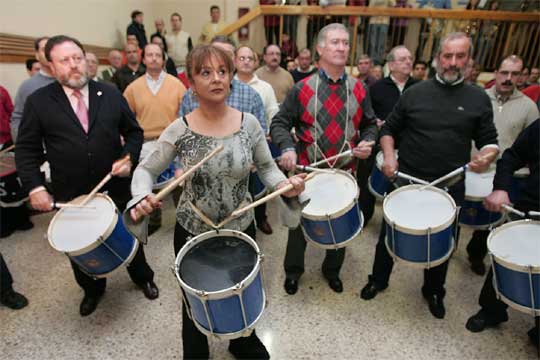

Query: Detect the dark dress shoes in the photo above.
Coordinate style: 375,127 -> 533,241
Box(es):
360,281 -> 386,300
228,331 -> 270,359
469,257 -> 486,276
424,293 -> 445,319
1,290 -> 29,310
80,294 -> 102,316
284,278 -> 298,295
140,280 -> 159,300
465,310 -> 508,332
327,278 -> 343,293
257,220 -> 273,235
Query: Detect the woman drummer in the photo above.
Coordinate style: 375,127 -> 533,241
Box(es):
125,45 -> 306,359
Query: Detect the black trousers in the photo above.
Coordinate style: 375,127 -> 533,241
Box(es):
174,222 -> 263,359
264,25 -> 279,46
0,253 -> 14,296
466,229 -> 489,261
68,193 -> 154,297
368,180 -> 464,298
356,153 -> 376,226
284,225 -> 345,281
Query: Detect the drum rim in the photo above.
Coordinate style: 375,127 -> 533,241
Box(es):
458,202 -> 505,229
487,219 -> 540,272
301,169 -> 359,219
513,167 -> 530,178
493,287 -> 540,316
47,193 -> 119,255
174,229 -> 263,300
382,184 -> 457,235
367,175 -> 387,201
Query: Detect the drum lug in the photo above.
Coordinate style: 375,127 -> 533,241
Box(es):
234,283 -> 244,292
258,252 -> 265,263
197,290 -> 207,298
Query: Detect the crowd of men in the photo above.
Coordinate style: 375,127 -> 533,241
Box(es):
0,4 -> 539,358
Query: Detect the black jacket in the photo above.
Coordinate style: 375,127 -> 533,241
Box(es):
127,21 -> 147,49
111,64 -> 146,93
370,76 -> 418,121
15,80 -> 143,203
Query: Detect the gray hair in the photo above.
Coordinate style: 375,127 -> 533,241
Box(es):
386,45 -> 409,62
436,32 -> 473,57
316,23 -> 349,48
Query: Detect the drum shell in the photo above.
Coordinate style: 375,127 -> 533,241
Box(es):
488,220 -> 540,315
175,230 -> 265,338
47,194 -> 138,277
301,202 -> 363,248
153,163 -> 176,190
459,199 -> 504,229
383,185 -> 457,268
368,167 -> 391,201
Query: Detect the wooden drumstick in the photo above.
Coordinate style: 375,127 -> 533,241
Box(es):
81,155 -> 131,206
295,165 -> 336,174
52,202 -> 96,209
309,150 -> 352,167
131,145 -> 224,222
216,172 -> 316,228
393,171 -> 429,185
0,144 -> 15,155
502,204 -> 526,218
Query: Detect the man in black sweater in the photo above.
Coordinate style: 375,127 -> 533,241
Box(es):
359,32 -> 499,319
358,45 -> 418,225
127,10 -> 147,50
465,119 -> 539,350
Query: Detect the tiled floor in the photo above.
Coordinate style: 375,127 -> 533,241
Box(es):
1,197 -> 537,359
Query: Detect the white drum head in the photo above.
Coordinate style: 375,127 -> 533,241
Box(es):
375,150 -> 398,170
489,221 -> 540,267
465,169 -> 495,198
302,171 -> 358,216
48,194 -> 116,252
384,186 -> 455,231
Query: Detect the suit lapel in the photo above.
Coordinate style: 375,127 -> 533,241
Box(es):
49,82 -> 85,132
88,81 -> 102,133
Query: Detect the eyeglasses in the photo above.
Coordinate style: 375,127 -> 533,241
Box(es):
238,56 -> 255,62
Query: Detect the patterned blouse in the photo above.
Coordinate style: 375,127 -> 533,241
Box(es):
130,112 -> 286,235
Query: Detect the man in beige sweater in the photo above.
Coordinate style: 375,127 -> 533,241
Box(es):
124,43 -> 186,233
255,44 -> 295,103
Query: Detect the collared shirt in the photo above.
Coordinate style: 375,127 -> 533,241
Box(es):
179,78 -> 267,132
318,68 -> 347,84
62,84 -> 89,113
145,71 -> 166,95
235,74 -> 279,131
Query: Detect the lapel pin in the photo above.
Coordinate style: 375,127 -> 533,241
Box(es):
97,91 -> 102,96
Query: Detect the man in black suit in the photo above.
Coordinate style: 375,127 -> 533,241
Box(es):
15,35 -> 159,317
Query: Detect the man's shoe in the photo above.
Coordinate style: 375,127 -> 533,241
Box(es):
424,293 -> 445,319
360,281 -> 385,300
1,290 -> 28,310
284,278 -> 298,295
465,310 -> 508,332
327,278 -> 343,293
80,294 -> 102,316
228,332 -> 270,359
257,220 -> 273,235
469,257 -> 486,276
140,281 -> 159,300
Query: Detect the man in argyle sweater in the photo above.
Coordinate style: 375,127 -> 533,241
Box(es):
270,23 -> 378,295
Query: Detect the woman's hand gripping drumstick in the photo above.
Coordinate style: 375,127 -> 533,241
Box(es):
216,172 -> 312,228
81,155 -> 131,206
130,145 -> 224,222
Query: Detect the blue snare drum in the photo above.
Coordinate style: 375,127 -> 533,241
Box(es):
175,230 -> 265,339
47,194 -> 139,277
384,185 -> 457,268
459,169 -> 504,229
368,150 -> 398,201
141,140 -> 178,190
300,170 -> 363,249
509,167 -> 530,204
488,220 -> 540,316
249,170 -> 267,200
